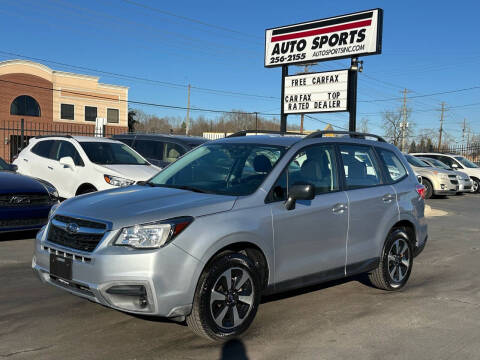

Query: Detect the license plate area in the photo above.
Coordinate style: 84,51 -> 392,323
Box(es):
50,254 -> 72,281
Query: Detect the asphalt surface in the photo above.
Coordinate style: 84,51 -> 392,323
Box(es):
1,194 -> 480,360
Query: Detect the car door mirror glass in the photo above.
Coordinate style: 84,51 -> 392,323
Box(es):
285,183 -> 315,210
59,156 -> 75,168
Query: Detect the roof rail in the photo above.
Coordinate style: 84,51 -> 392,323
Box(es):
305,130 -> 386,142
33,134 -> 73,139
227,130 -> 305,138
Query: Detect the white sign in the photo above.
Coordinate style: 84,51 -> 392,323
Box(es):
284,70 -> 348,114
95,117 -> 106,137
265,9 -> 382,67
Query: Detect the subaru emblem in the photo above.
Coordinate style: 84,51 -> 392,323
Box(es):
66,223 -> 80,234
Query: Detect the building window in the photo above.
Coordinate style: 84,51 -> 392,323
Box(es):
85,106 -> 97,122
10,95 -> 41,117
107,108 -> 119,123
61,104 -> 74,120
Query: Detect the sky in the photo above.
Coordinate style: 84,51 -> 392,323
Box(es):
1,0 -> 479,142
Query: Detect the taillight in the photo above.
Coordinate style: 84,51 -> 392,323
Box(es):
416,184 -> 426,199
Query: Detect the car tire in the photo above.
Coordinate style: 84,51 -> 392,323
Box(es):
471,178 -> 480,193
186,253 -> 261,341
421,178 -> 433,199
368,228 -> 413,291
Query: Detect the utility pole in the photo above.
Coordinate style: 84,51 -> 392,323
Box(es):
186,84 -> 191,135
298,64 -> 313,134
400,88 -> 408,152
438,102 -> 446,151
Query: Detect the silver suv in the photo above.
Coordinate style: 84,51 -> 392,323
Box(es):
32,131 -> 428,341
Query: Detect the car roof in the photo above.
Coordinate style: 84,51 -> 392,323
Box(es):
113,133 -> 207,143
212,135 -> 303,147
411,152 -> 458,157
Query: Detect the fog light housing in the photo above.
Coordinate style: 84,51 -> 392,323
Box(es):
104,284 -> 153,312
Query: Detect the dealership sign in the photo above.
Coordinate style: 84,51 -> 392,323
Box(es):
265,9 -> 382,67
284,70 -> 348,114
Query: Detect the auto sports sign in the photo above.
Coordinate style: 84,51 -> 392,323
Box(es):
284,70 -> 348,114
265,9 -> 382,67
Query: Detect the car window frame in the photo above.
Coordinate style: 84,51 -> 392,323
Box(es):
31,140 -> 55,159
337,143 -> 387,190
265,142 -> 342,204
56,140 -> 85,167
375,147 -> 408,184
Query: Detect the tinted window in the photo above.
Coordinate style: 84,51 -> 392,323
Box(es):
115,138 -> 134,147
270,144 -> 338,202
148,143 -> 285,196
56,141 -> 84,166
164,143 -> 185,163
378,149 -> 407,183
10,95 -> 41,117
134,139 -> 164,160
85,106 -> 97,122
31,140 -> 55,158
434,156 -> 458,168
340,145 -> 381,189
405,154 -> 429,167
61,104 -> 74,120
455,156 -> 478,168
80,142 -> 148,165
107,108 -> 119,123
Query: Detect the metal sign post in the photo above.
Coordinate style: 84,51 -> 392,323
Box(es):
348,57 -> 359,131
280,65 -> 288,132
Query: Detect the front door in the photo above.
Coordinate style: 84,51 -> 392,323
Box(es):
269,144 -> 348,285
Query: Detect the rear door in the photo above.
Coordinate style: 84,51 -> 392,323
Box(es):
339,144 -> 399,271
269,144 -> 348,285
51,140 -> 85,197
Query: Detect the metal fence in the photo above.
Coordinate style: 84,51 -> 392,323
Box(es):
439,143 -> 480,164
1,118 -> 126,162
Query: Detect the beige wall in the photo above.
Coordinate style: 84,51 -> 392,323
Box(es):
0,60 -> 128,127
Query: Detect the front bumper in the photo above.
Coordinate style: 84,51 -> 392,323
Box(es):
433,188 -> 457,196
458,179 -> 473,192
32,226 -> 201,318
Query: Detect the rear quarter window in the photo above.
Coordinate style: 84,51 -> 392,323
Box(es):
377,148 -> 408,183
31,140 -> 55,159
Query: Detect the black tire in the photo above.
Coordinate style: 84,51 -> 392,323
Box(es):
472,178 -> 480,193
368,229 -> 413,291
186,253 -> 261,341
76,186 -> 97,195
421,178 -> 433,199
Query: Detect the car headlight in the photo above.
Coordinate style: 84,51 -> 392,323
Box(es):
439,173 -> 449,180
48,203 -> 60,219
114,217 -> 193,249
104,174 -> 135,187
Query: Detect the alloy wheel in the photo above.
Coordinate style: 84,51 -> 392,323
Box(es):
387,238 -> 411,287
209,267 -> 254,329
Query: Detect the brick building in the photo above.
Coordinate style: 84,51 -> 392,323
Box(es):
0,60 -> 128,161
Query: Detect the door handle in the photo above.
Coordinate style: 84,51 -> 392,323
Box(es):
332,203 -> 347,214
23,158 -> 28,162
47,166 -> 53,170
382,194 -> 395,203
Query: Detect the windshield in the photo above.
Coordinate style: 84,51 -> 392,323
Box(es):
421,158 -> 450,170
80,142 -> 148,165
147,143 -> 286,196
406,155 -> 429,168
455,156 -> 479,168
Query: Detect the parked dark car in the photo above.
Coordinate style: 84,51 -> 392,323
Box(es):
112,134 -> 207,168
0,157 -> 58,233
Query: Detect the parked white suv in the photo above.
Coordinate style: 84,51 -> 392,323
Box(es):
14,136 -> 160,198
411,153 -> 480,193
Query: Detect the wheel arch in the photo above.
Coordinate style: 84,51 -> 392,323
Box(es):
75,183 -> 97,195
389,220 -> 416,247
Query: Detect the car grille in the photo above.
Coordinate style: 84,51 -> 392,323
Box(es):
0,217 -> 47,229
47,215 -> 107,252
448,175 -> 458,185
0,193 -> 51,207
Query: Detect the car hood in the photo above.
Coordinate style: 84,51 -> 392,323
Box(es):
57,185 -> 237,229
411,166 -> 453,176
94,164 -> 160,181
0,171 -> 47,194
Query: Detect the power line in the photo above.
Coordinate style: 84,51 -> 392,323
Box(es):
0,51 -> 277,100
359,86 -> 480,103
0,78 -> 280,116
119,0 -> 262,40
305,115 -> 349,131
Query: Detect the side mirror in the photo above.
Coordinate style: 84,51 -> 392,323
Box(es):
59,156 -> 75,169
451,163 -> 458,169
285,183 -> 315,210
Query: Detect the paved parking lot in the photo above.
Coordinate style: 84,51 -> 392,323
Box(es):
1,194 -> 480,360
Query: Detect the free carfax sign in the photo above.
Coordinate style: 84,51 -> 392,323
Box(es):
265,9 -> 383,67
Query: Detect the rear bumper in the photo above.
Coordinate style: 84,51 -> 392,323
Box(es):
414,234 -> 428,257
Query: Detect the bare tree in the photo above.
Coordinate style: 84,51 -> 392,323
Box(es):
381,108 -> 414,148
360,117 -> 369,133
